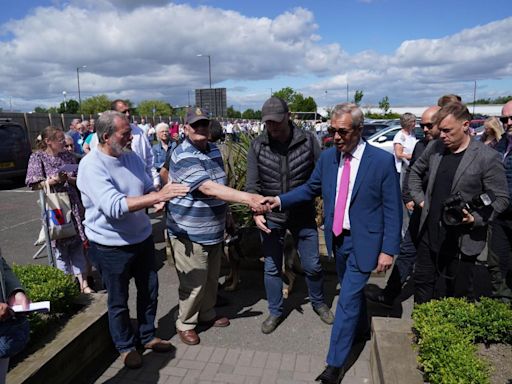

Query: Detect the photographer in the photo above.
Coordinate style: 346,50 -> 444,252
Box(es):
409,102 -> 509,304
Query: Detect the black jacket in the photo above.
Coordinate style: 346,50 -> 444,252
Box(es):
246,123 -> 321,225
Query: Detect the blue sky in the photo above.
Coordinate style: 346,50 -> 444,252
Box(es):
0,0 -> 511,112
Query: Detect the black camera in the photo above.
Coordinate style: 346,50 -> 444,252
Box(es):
442,191 -> 495,226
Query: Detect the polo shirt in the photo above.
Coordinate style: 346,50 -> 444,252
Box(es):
166,138 -> 227,245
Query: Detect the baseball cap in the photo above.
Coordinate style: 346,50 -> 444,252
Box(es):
261,97 -> 289,122
186,107 -> 210,125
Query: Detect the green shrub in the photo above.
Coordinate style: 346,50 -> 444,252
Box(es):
412,297 -> 512,384
13,264 -> 80,313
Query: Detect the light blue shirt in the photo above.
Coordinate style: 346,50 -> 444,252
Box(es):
77,147 -> 154,246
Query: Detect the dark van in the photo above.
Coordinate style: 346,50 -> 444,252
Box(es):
0,119 -> 32,181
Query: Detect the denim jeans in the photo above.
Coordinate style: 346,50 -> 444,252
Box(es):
0,317 -> 29,358
89,236 -> 158,352
260,220 -> 324,317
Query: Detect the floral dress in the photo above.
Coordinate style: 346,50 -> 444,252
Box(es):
25,150 -> 87,246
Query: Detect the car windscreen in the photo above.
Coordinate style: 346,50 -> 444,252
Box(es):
0,125 -> 28,149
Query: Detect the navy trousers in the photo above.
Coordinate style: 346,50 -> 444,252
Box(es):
89,236 -> 158,353
326,234 -> 370,367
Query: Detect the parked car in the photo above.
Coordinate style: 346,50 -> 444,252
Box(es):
320,122 -> 394,148
362,123 -> 392,139
367,125 -> 424,155
0,119 -> 32,182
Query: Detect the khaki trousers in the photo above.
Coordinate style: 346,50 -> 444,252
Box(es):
170,237 -> 222,331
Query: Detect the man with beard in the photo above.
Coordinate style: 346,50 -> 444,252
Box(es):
77,111 -> 190,369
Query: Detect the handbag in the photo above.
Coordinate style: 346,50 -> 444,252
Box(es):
35,180 -> 77,245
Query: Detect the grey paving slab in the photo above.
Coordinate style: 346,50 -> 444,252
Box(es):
84,211 -> 395,384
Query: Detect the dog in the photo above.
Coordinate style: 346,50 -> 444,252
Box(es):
223,227 -> 302,298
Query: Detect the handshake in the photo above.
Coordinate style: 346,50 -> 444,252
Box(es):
245,194 -> 281,215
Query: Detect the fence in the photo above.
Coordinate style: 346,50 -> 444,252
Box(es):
0,112 -> 181,147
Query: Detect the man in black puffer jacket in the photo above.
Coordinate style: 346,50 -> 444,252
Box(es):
246,96 -> 334,334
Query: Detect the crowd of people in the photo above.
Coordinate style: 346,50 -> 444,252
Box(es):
2,93 -> 509,383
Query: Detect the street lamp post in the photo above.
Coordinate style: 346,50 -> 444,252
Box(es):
197,54 -> 214,116
62,91 -> 67,112
76,65 -> 87,114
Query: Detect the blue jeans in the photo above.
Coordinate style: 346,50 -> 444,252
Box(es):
260,221 -> 324,317
89,236 -> 158,353
0,318 -> 29,358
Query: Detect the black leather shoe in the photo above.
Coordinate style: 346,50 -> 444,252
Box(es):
316,365 -> 344,383
365,286 -> 394,307
261,315 -> 283,334
313,304 -> 335,325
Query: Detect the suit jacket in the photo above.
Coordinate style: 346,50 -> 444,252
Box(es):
409,138 -> 509,256
279,143 -> 402,273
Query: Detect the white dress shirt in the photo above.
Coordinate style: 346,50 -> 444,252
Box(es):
334,139 -> 366,230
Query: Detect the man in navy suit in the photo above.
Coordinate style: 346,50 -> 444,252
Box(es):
263,103 -> 402,383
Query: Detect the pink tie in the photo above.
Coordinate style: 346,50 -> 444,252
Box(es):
333,153 -> 351,237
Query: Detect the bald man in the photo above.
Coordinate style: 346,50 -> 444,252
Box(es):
487,100 -> 512,302
366,105 -> 440,307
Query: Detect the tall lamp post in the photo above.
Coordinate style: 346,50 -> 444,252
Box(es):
62,91 -> 67,112
76,65 -> 87,114
197,54 -> 214,116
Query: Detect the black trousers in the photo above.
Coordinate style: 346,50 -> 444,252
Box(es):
413,234 -> 477,304
488,217 -> 512,301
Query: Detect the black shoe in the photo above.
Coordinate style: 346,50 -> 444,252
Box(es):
365,286 -> 394,307
316,365 -> 344,383
313,304 -> 334,325
261,315 -> 283,334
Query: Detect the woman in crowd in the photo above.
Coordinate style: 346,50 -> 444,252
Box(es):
25,127 -> 94,293
480,116 -> 503,148
152,123 -> 176,172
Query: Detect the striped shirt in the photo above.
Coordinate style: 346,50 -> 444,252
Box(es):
166,138 -> 227,245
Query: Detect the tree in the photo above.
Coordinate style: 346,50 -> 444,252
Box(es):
294,95 -> 317,112
34,106 -> 48,113
378,96 -> 390,114
242,109 -> 257,119
272,87 -> 295,105
354,90 -> 364,105
227,105 -> 241,118
272,87 -> 318,112
80,95 -> 110,115
137,99 -> 173,116
56,98 -> 79,114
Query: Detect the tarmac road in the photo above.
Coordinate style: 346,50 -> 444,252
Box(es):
0,179 -> 48,266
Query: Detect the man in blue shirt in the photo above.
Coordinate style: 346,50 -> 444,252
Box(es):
77,111 -> 189,369
166,107 -> 267,346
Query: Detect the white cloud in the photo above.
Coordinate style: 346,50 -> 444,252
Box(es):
0,1 -> 511,112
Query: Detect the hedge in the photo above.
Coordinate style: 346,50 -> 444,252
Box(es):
412,297 -> 512,384
12,264 -> 80,340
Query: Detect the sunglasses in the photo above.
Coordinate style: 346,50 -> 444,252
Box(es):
327,127 -> 352,136
419,123 -> 434,129
64,144 -> 74,148
499,115 -> 512,124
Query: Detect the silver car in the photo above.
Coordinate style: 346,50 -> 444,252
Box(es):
366,125 -> 424,155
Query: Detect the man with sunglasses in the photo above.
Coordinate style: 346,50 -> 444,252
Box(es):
246,96 -> 333,335
409,101 -> 509,304
262,103 -> 402,383
487,100 -> 512,302
366,105 -> 440,307
166,107 -> 268,346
